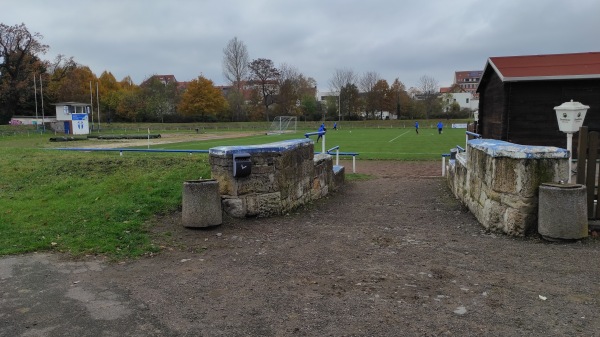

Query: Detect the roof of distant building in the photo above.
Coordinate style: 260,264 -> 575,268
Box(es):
141,74 -> 178,86
51,102 -> 90,106
455,70 -> 483,82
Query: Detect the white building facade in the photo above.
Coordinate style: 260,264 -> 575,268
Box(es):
52,102 -> 91,135
442,92 -> 479,112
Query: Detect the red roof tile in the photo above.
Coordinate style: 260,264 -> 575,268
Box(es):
488,52 -> 600,81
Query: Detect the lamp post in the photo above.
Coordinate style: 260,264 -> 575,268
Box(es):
337,92 -> 341,122
554,100 -> 589,183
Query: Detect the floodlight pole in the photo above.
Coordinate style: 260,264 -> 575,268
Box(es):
40,75 -> 45,132
96,82 -> 101,132
337,92 -> 341,122
33,75 -> 39,131
89,81 -> 94,130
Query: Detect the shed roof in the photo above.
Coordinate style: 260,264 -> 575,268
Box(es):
51,102 -> 90,106
485,52 -> 600,82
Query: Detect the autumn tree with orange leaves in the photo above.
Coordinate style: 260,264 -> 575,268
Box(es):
178,76 -> 228,121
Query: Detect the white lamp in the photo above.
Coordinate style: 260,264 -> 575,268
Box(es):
554,100 -> 590,183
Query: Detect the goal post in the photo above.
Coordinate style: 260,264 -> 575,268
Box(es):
267,116 -> 297,135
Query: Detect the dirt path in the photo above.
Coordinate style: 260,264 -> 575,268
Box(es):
1,161 -> 599,337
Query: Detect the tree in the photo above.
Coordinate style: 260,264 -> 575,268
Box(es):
372,79 -> 390,119
340,83 -> 361,120
178,75 -> 228,121
389,78 -> 409,119
0,23 -> 48,122
418,75 -> 439,119
248,58 -> 279,121
245,87 -> 265,121
139,75 -> 179,122
297,76 -> 318,120
299,94 -> 319,121
106,76 -> 140,122
275,63 -> 300,116
115,87 -> 143,122
329,68 -> 356,93
329,68 -> 357,121
98,71 -> 121,123
47,65 -> 96,103
324,96 -> 338,120
359,71 -> 381,119
47,54 -> 77,83
222,37 -> 249,91
275,63 -> 316,118
222,37 -> 249,121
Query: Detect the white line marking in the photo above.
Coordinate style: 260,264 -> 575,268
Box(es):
389,131 -> 410,143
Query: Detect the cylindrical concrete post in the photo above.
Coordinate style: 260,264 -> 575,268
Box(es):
182,179 -> 222,228
538,183 -> 587,240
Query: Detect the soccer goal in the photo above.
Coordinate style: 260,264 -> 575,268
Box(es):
267,116 -> 297,135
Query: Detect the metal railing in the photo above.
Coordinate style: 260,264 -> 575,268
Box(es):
441,131 -> 481,177
304,131 -> 326,153
55,148 -> 209,156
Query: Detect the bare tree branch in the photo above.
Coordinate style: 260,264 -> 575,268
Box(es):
222,37 -> 249,91
418,75 -> 440,119
359,71 -> 380,93
329,68 -> 356,93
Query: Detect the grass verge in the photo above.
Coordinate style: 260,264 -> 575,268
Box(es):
0,147 -> 210,258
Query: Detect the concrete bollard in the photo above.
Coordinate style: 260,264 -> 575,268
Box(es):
182,179 -> 222,228
538,183 -> 587,240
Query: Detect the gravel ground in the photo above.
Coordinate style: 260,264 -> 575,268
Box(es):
2,161 -> 600,337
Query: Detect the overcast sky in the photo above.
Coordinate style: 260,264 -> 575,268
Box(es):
3,0 -> 599,90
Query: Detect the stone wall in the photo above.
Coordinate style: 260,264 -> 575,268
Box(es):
447,139 -> 569,236
209,139 -> 342,218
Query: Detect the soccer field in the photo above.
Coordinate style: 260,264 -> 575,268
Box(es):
153,125 -> 467,160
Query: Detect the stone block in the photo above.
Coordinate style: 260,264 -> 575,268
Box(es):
182,180 -> 222,228
221,196 -> 245,218
538,184 -> 588,240
492,158 -> 518,194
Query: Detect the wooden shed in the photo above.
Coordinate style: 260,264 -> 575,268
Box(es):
476,52 -> 600,155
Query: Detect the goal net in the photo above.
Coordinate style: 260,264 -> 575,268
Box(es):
267,116 -> 297,135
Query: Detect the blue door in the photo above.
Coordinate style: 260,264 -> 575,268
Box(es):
64,121 -> 70,135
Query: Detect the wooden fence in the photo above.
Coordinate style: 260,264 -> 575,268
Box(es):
576,126 -> 599,219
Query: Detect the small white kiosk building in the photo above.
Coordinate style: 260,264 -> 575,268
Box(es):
52,102 -> 91,135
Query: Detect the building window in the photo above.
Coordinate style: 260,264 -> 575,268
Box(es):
466,98 -> 470,103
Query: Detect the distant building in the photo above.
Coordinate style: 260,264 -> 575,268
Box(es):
141,74 -> 177,86
142,74 -> 191,91
51,102 -> 92,135
454,70 -> 483,96
439,84 -> 478,113
9,116 -> 57,126
8,103 -> 88,132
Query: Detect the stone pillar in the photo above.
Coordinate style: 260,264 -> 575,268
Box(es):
182,179 -> 222,228
538,183 -> 588,240
447,139 -> 570,236
209,139 -> 338,218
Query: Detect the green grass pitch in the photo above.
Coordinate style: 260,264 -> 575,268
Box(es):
148,126 -> 467,160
